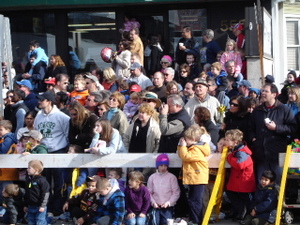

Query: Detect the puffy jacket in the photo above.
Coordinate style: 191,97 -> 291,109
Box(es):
177,142 -> 210,185
226,143 -> 256,193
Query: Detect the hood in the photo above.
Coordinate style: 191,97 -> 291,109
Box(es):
2,132 -> 17,144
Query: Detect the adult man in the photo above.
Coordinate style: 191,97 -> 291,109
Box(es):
182,81 -> 195,104
34,91 -> 70,215
84,73 -> 104,94
238,80 -> 251,98
164,67 -> 183,91
130,27 -> 144,66
184,78 -> 220,124
127,62 -> 152,90
175,26 -> 200,66
48,73 -> 70,95
207,77 -> 230,108
146,71 -> 167,102
200,29 -> 222,65
10,89 -> 29,134
249,84 -> 296,183
225,60 -> 244,84
16,79 -> 38,111
158,94 -> 191,153
85,92 -> 103,116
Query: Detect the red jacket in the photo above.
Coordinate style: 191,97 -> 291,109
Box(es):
226,143 -> 256,193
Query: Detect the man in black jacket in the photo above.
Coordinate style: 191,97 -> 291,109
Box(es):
249,83 -> 297,184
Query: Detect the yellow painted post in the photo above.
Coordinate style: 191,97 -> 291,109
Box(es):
275,145 -> 292,225
202,147 -> 229,225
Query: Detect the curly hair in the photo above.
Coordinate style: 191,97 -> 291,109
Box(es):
50,55 -> 65,67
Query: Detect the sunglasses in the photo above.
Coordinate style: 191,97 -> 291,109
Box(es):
161,61 -> 169,64
181,70 -> 187,73
230,102 -> 239,107
164,73 -> 171,76
70,113 -> 77,116
143,99 -> 154,103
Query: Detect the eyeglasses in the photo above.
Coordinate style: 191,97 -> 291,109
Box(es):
109,97 -> 118,102
181,70 -> 187,73
164,73 -> 171,76
161,62 -> 169,65
230,102 -> 239,107
7,95 -> 13,98
143,99 -> 154,103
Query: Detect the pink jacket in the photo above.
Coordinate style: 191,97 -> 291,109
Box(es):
147,171 -> 180,206
220,51 -> 243,74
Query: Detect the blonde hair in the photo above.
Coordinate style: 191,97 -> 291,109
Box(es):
225,129 -> 243,143
226,39 -> 238,52
74,74 -> 86,86
130,92 -> 139,100
128,171 -> 144,186
103,67 -> 117,83
28,160 -> 44,174
211,62 -> 222,71
288,86 -> 300,106
69,101 -> 90,130
138,103 -> 155,117
184,124 -> 207,141
96,177 -> 111,190
110,91 -> 125,109
3,184 -> 19,197
166,80 -> 179,95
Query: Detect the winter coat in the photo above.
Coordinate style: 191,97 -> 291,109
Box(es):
177,142 -> 210,185
112,50 -> 131,79
226,143 -> 256,193
103,109 -> 129,138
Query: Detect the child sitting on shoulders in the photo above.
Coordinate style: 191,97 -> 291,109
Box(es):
63,176 -> 99,225
125,171 -> 151,225
207,62 -> 228,92
147,153 -> 180,225
177,124 -> 211,225
22,130 -> 48,155
224,129 -> 256,222
123,92 -> 140,122
108,168 -> 125,193
94,177 -> 125,225
1,184 -> 25,225
243,170 -> 278,225
70,74 -> 90,106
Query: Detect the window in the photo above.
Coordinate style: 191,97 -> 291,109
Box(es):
286,20 -> 300,71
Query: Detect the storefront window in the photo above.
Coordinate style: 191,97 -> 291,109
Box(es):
68,11 -> 117,71
168,9 -> 207,60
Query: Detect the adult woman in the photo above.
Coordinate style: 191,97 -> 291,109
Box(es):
111,39 -> 131,79
17,111 -> 37,140
102,91 -> 128,137
68,101 -> 99,149
160,55 -> 172,74
145,34 -> 164,76
124,103 -> 161,153
89,119 -> 126,155
166,80 -> 181,96
193,106 -> 219,146
46,54 -> 67,79
286,86 -> 300,116
102,67 -> 118,92
97,101 -> 110,118
221,95 -> 250,142
178,63 -> 191,87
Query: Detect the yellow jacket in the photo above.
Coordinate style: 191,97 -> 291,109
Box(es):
177,143 -> 210,185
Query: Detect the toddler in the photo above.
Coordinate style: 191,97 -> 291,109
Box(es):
123,92 -> 140,122
70,74 -> 89,106
177,124 -> 211,225
125,171 -> 151,225
22,130 -> 48,155
147,154 -> 180,225
208,62 -> 228,92
224,129 -> 256,221
108,168 -> 125,193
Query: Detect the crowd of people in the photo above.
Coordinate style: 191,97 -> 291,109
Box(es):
0,23 -> 299,225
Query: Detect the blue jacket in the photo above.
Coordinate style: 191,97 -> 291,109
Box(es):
208,70 -> 228,92
0,132 -> 17,154
95,189 -> 125,225
251,183 -> 278,221
28,47 -> 48,66
24,92 -> 39,111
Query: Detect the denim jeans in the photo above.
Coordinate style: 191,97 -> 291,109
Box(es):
27,205 -> 47,225
149,207 -> 174,225
125,214 -> 147,225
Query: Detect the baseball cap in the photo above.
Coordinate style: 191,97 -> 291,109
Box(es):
23,130 -> 43,141
85,74 -> 101,89
231,23 -> 244,31
265,75 -> 275,84
130,62 -> 141,70
36,91 -> 56,102
129,84 -> 142,92
16,79 -> 33,90
237,80 -> 251,88
44,77 -> 56,85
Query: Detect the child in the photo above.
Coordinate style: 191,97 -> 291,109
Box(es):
70,74 -> 90,106
27,40 -> 48,67
108,168 -> 125,193
22,130 -> 48,155
147,154 -> 180,225
123,92 -> 140,122
177,124 -> 210,225
186,53 -> 201,80
224,129 -> 256,221
1,183 -> 25,225
278,70 -> 297,104
0,120 -> 18,203
208,62 -> 228,92
63,176 -> 99,225
64,144 -> 88,198
243,170 -> 278,225
220,39 -> 242,76
94,177 -> 125,225
125,171 -> 151,225
24,160 -> 50,225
